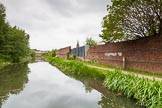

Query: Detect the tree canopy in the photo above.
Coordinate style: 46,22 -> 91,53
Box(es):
0,3 -> 30,62
86,37 -> 97,46
100,0 -> 162,43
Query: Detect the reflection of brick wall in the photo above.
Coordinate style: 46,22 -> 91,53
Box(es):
86,36 -> 162,73
56,46 -> 71,58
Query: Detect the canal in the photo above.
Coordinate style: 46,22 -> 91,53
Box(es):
0,62 -> 143,108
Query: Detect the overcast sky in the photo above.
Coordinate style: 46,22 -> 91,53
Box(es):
1,0 -> 111,50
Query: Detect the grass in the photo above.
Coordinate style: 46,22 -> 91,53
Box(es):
44,56 -> 107,80
125,68 -> 162,78
85,61 -> 162,78
85,61 -> 117,69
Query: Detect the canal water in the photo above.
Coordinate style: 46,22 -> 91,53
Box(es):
0,62 -> 143,108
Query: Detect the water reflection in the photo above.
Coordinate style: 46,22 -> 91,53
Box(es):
62,69 -> 143,108
0,62 -> 143,108
0,63 -> 29,108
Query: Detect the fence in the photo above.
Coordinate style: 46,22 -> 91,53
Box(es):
71,45 -> 89,58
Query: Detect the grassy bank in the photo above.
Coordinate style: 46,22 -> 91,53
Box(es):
44,56 -> 106,80
44,56 -> 162,108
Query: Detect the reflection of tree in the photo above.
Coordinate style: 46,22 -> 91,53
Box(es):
61,70 -> 95,93
0,63 -> 30,107
82,81 -> 93,93
98,95 -> 109,108
98,95 -> 124,108
98,94 -> 143,108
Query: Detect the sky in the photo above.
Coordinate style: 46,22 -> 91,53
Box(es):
1,0 -> 111,50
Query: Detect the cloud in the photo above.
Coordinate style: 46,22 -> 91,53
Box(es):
45,0 -> 109,17
1,0 -> 111,50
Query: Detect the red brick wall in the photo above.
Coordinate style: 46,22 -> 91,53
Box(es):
86,36 -> 162,73
56,46 -> 71,58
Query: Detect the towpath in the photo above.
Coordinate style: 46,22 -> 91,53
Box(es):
86,65 -> 162,81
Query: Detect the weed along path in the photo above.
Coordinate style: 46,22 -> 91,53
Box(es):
87,64 -> 162,81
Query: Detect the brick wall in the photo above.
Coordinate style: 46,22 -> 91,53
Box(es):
86,36 -> 162,73
56,46 -> 71,58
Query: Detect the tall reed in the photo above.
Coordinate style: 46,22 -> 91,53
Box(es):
104,69 -> 162,108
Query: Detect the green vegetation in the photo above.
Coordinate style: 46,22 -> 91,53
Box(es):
28,49 -> 36,61
55,61 -> 139,108
125,68 -> 162,78
44,55 -> 106,80
0,62 -> 29,104
51,49 -> 57,57
100,0 -> 162,42
44,54 -> 162,108
86,37 -> 97,46
85,61 -> 117,69
104,69 -> 162,108
0,59 -> 9,64
43,49 -> 56,57
0,3 -> 30,63
85,61 -> 162,78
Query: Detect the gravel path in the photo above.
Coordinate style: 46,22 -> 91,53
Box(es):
87,65 -> 162,81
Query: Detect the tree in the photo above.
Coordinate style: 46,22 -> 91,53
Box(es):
86,37 -> 97,46
29,49 -> 36,60
0,3 -> 7,52
0,3 -> 6,32
0,3 -> 30,62
51,49 -> 57,57
6,26 -> 30,62
100,0 -> 162,43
